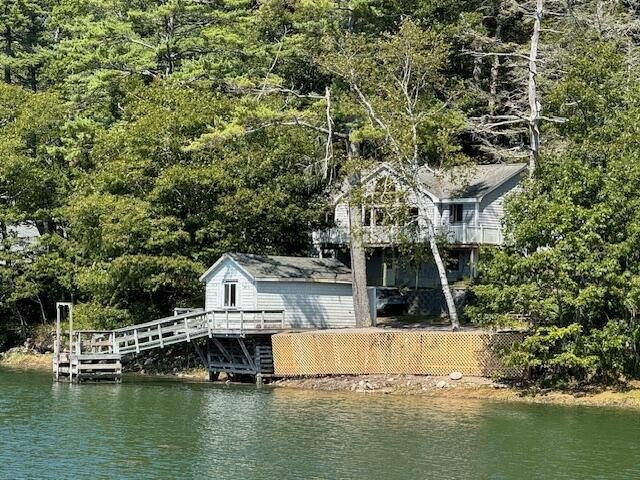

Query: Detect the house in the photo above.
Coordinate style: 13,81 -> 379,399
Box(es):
312,162 -> 527,289
199,252 -> 358,329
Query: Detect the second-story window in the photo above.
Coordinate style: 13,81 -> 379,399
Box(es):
449,204 -> 464,223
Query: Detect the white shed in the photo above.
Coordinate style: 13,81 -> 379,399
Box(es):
199,253 -> 357,329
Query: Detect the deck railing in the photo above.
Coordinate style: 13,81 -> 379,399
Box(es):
71,308 -> 286,356
312,224 -> 503,246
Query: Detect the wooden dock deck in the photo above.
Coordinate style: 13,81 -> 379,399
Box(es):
53,306 -> 288,384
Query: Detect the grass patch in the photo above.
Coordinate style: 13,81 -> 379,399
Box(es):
0,351 -> 52,369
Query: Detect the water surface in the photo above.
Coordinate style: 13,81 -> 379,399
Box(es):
0,368 -> 638,479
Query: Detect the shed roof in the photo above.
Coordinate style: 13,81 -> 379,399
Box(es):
199,253 -> 352,284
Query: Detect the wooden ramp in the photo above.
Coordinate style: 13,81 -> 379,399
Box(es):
53,307 -> 286,384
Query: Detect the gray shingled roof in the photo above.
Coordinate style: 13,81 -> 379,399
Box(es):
417,163 -> 527,199
211,253 -> 352,284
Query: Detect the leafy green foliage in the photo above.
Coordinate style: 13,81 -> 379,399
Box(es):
469,38 -> 640,384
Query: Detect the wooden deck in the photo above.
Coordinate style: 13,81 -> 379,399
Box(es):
53,308 -> 287,383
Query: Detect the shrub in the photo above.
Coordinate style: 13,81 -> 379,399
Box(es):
503,321 -> 639,387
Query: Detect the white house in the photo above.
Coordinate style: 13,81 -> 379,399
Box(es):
313,162 -> 527,289
199,253 -> 357,329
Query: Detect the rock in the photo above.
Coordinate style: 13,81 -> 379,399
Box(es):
573,391 -> 586,398
436,380 -> 447,389
358,380 -> 366,388
143,358 -> 154,367
449,371 -> 463,381
492,383 -> 508,389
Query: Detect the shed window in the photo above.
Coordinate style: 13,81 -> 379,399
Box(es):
223,282 -> 237,308
449,204 -> 464,223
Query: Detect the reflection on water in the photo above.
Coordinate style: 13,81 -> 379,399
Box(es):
1,368 -> 639,479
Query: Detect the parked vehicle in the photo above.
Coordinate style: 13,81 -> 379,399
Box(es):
376,288 -> 409,316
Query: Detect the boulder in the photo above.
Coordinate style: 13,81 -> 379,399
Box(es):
449,371 -> 463,381
436,380 -> 448,389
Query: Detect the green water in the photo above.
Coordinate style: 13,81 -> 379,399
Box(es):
1,369 -> 639,479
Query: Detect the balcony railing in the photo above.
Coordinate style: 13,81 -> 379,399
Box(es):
312,224 -> 503,246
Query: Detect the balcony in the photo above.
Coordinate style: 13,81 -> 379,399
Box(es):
312,224 -> 503,247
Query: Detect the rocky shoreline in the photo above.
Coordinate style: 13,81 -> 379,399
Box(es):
4,348 -> 640,409
270,374 -> 640,409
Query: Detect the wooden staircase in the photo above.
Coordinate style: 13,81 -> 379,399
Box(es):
207,335 -> 275,381
53,306 -> 286,384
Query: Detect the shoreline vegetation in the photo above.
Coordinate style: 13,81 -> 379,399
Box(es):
6,349 -> 640,409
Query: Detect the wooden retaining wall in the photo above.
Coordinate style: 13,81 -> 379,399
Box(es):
272,329 -> 525,377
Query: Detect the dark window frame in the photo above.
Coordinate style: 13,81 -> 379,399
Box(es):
449,204 -> 464,223
223,281 -> 237,308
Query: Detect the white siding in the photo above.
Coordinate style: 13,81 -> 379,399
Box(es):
479,174 -> 522,229
334,204 -> 349,227
256,281 -> 356,329
203,259 -> 257,311
415,194 -> 437,227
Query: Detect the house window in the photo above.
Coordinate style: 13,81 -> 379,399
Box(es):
449,204 -> 464,223
223,282 -> 237,308
373,208 -> 384,226
408,207 -> 419,225
364,207 -> 373,226
325,211 -> 336,227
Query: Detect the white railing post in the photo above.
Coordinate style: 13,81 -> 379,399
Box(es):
184,317 -> 191,342
480,224 -> 484,242
158,323 -> 164,348
110,332 -> 115,354
207,312 -> 213,338
462,223 -> 467,243
134,329 -> 140,353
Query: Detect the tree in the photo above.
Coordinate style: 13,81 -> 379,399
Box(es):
467,39 -> 640,381
317,20 -> 467,329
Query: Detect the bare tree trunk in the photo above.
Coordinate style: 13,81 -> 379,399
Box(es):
347,140 -> 372,328
472,40 -> 483,86
528,0 -> 544,174
348,191 -> 372,327
489,18 -> 502,116
426,220 -> 459,331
